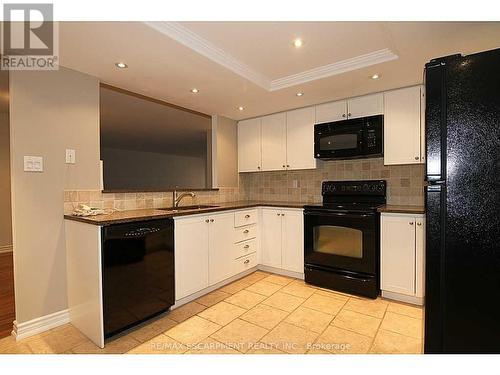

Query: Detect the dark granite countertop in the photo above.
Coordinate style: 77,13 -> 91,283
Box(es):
64,201 -> 307,226
377,205 -> 426,214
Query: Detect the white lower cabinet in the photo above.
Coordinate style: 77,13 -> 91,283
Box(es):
380,213 -> 425,304
208,212 -> 235,285
174,216 -> 210,300
261,208 -> 304,273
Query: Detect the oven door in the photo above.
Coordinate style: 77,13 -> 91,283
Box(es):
304,210 -> 378,275
314,122 -> 363,159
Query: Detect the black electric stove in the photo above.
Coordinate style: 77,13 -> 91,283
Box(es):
303,180 -> 386,298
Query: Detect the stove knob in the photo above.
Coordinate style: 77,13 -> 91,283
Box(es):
362,184 -> 369,191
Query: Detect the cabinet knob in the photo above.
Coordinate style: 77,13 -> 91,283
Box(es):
244,245 -> 250,249
287,164 -> 290,168
342,113 -> 346,118
283,165 -> 286,168
245,214 -> 250,218
409,222 -> 414,225
257,166 -> 261,170
277,213 -> 280,216
417,222 -> 422,226
210,219 -> 214,222
415,156 -> 419,160
281,213 -> 285,216
244,259 -> 250,264
243,229 -> 249,234
348,112 -> 352,117
205,219 -> 209,223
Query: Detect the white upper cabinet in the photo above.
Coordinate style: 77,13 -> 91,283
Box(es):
384,86 -> 423,165
261,112 -> 287,171
238,117 -> 262,172
315,100 -> 348,123
286,107 -> 316,170
347,93 -> 384,119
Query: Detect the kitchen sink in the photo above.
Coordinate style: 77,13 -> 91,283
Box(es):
160,205 -> 219,212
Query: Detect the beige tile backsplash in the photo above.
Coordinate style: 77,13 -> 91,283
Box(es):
64,158 -> 424,214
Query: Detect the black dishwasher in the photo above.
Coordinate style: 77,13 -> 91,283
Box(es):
101,218 -> 175,339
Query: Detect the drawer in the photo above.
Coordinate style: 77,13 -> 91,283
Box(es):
234,224 -> 258,243
235,238 -> 257,259
234,252 -> 257,274
234,209 -> 258,227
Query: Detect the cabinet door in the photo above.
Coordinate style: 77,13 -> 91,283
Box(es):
347,93 -> 383,119
286,107 -> 316,170
261,209 -> 283,268
315,100 -> 348,123
281,210 -> 304,273
415,217 -> 425,298
175,217 -> 209,299
261,112 -> 287,171
238,117 -> 262,172
380,214 -> 416,296
383,86 -> 422,165
208,212 -> 235,285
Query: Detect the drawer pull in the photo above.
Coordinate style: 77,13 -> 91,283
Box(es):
244,244 -> 250,249
245,214 -> 251,218
243,229 -> 250,234
244,259 -> 250,264
205,219 -> 209,223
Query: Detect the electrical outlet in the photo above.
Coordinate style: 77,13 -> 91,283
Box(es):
66,149 -> 76,164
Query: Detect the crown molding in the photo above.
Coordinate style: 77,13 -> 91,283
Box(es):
145,22 -> 398,92
269,48 -> 398,91
145,21 -> 271,90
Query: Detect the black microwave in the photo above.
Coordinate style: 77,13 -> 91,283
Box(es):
314,115 -> 383,160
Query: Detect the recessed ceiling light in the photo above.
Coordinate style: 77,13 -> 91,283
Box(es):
371,74 -> 380,80
296,92 -> 304,97
115,62 -> 128,69
190,88 -> 199,93
293,38 -> 303,48
238,106 -> 244,111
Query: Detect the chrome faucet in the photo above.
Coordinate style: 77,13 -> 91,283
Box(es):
172,190 -> 196,208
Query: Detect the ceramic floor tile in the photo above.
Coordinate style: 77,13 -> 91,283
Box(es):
262,292 -> 305,312
245,280 -> 283,296
246,343 -> 286,354
261,274 -> 294,286
370,329 -> 422,354
237,271 -> 270,285
211,318 -> 268,353
302,293 -> 346,315
343,297 -> 389,318
25,324 -> 89,353
386,302 -> 423,319
240,304 -> 290,330
313,288 -> 351,302
165,316 -> 221,345
261,322 -> 319,354
128,334 -> 187,354
167,302 -> 207,323
184,337 -> 240,354
315,326 -> 373,354
219,279 -> 253,294
197,301 -> 246,326
332,309 -> 381,338
224,289 -> 267,309
379,311 -> 423,339
128,315 -> 178,343
0,336 -> 32,354
71,334 -> 141,354
285,306 -> 333,333
196,290 -> 232,307
281,282 -> 316,299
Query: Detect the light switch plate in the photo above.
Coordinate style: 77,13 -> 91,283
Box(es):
24,156 -> 43,172
65,149 -> 76,164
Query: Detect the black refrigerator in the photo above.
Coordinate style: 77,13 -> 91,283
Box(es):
424,48 -> 500,353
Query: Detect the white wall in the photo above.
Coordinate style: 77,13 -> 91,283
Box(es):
0,112 -> 12,252
101,148 -> 207,190
9,67 -> 100,324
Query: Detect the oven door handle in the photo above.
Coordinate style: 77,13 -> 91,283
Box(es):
304,210 -> 374,219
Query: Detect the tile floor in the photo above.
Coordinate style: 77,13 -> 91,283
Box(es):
0,271 -> 423,354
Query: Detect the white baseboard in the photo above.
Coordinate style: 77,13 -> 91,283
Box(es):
257,264 -> 304,280
12,309 -> 70,341
381,290 -> 424,306
0,245 -> 13,254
